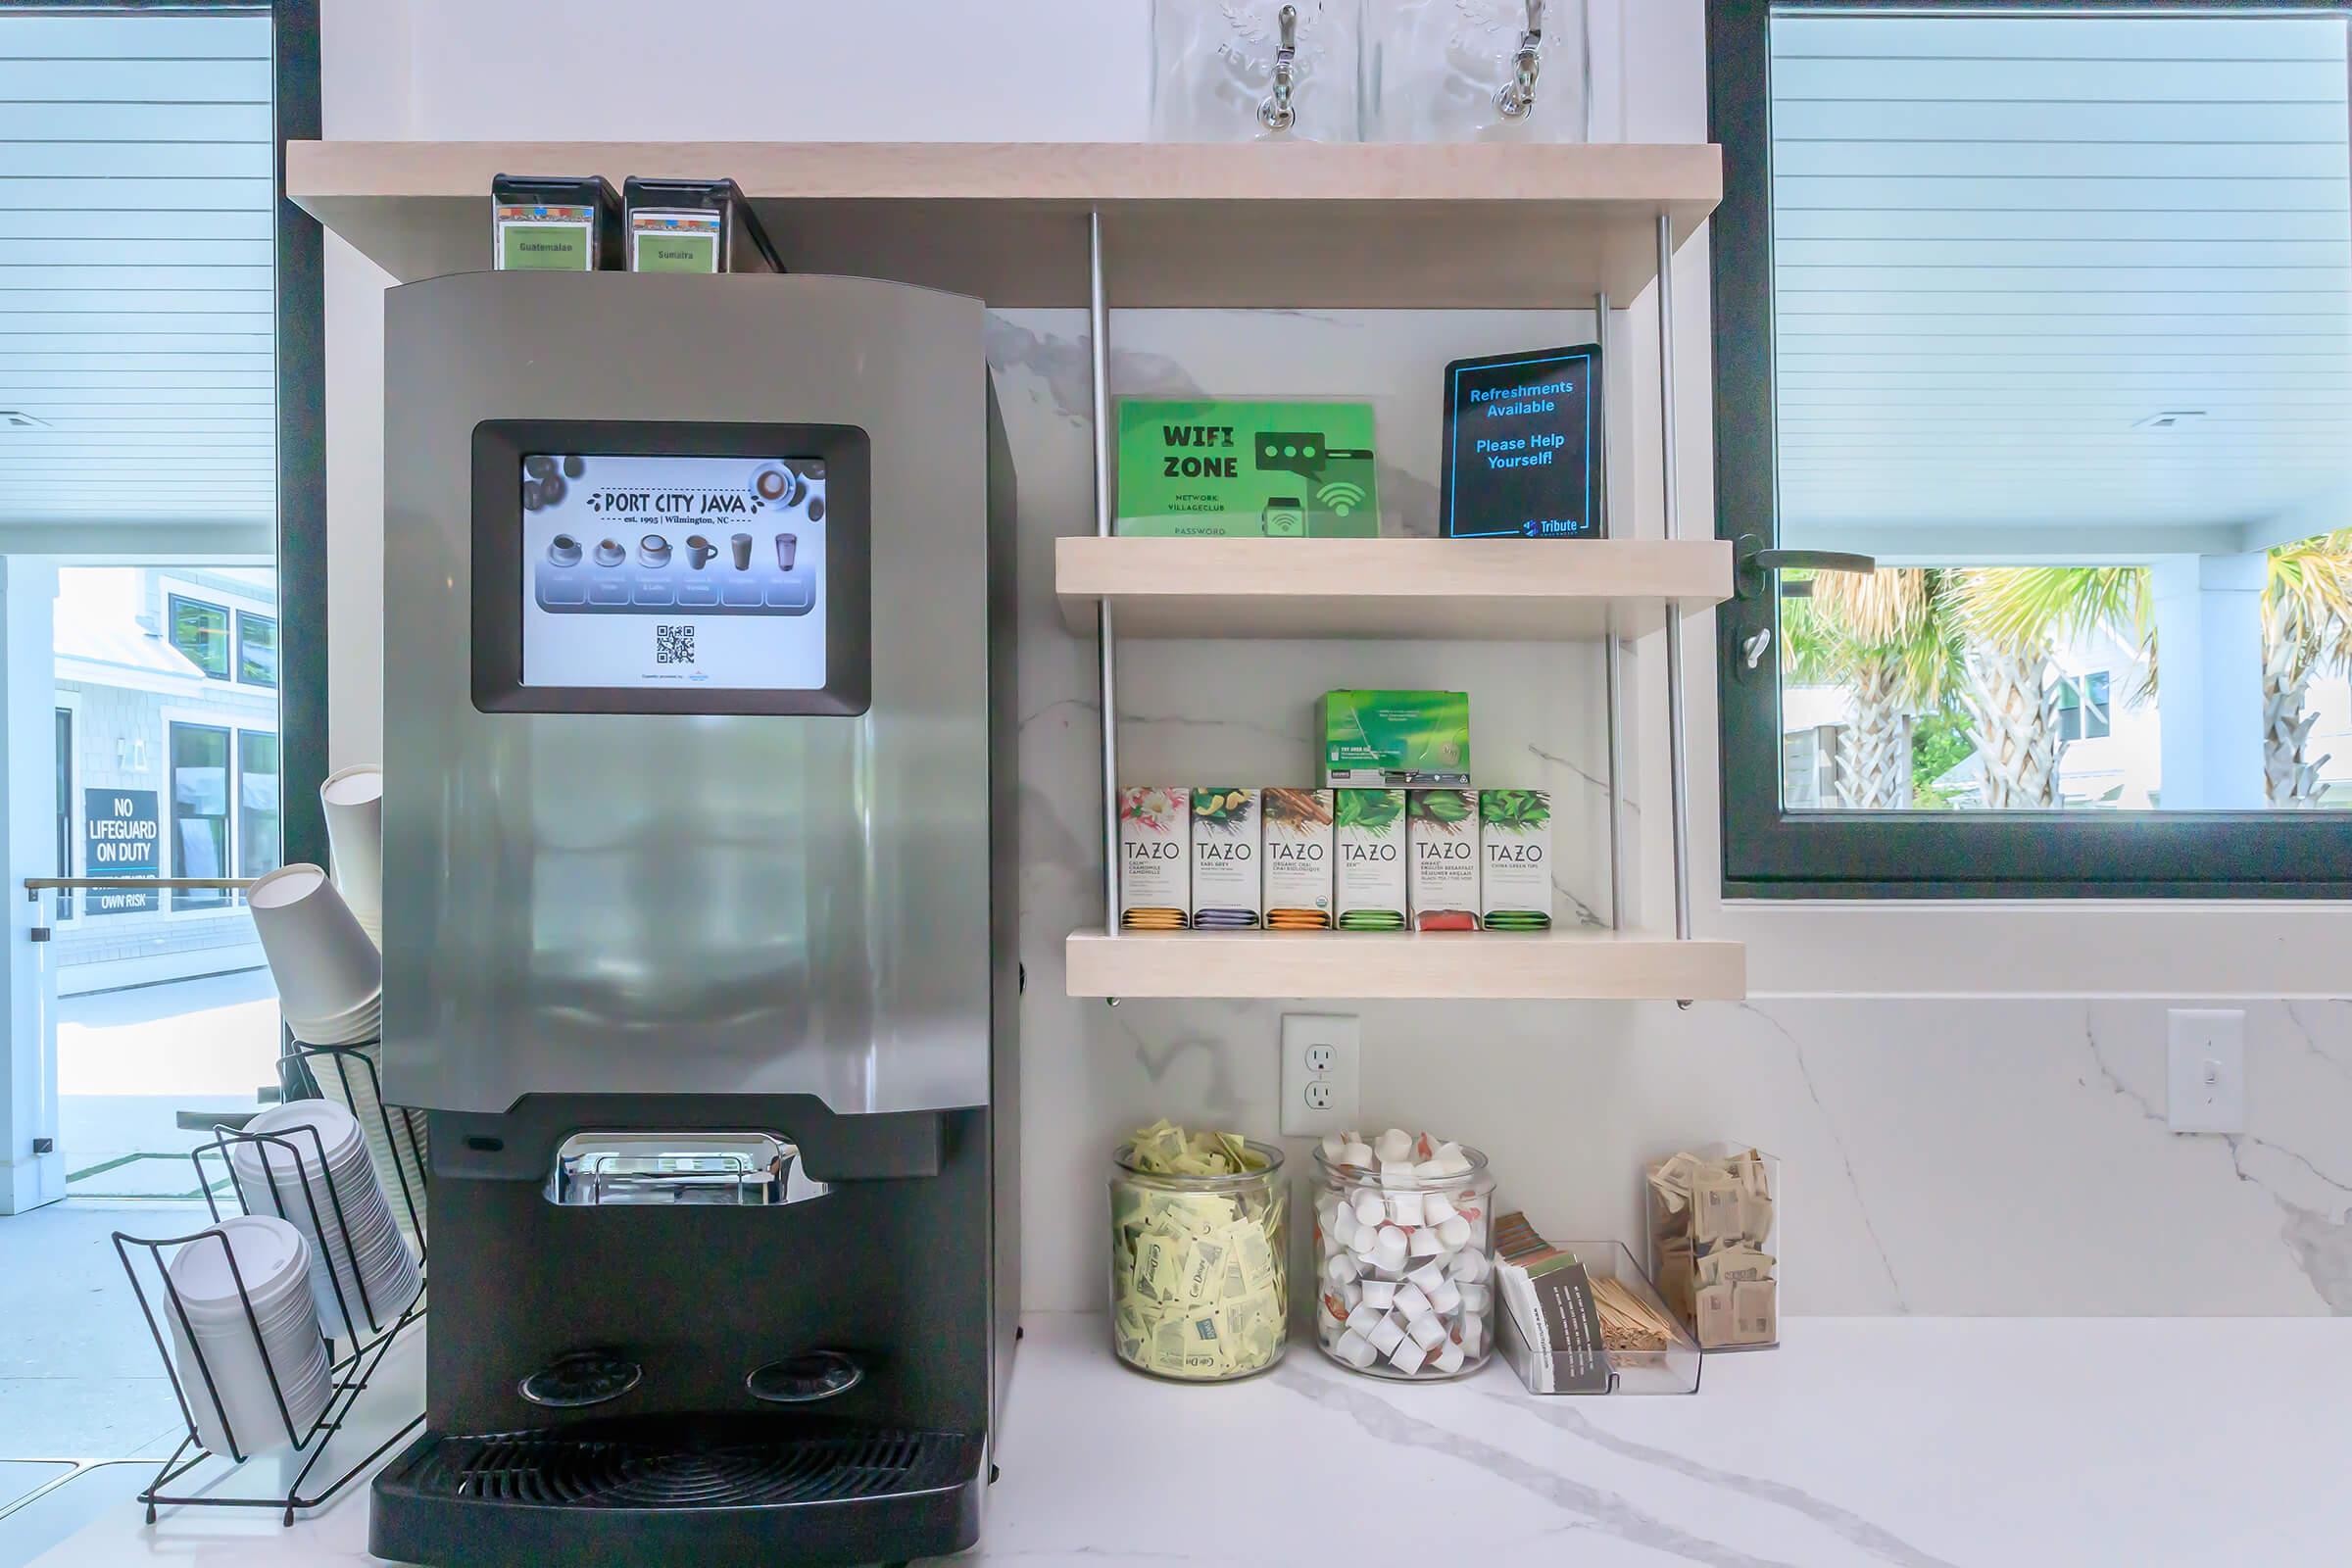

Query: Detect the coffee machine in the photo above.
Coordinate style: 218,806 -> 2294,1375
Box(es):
368,271 -> 1018,1566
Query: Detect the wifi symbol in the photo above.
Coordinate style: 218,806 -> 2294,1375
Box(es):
1315,480 -> 1367,516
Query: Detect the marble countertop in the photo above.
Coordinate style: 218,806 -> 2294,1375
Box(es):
32,1311 -> 2352,1567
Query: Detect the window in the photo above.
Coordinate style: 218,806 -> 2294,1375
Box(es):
55,708 -> 74,922
1710,0 -> 2352,895
237,730 -> 280,879
237,611 -> 278,688
169,595 -> 230,681
2056,672 -> 2112,745
170,722 -> 231,910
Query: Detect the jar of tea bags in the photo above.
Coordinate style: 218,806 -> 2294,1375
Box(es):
1646,1146 -> 1780,1349
1312,1128 -> 1496,1380
1109,1122 -> 1289,1381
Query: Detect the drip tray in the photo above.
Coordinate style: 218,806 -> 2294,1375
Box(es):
370,1418 -> 982,1568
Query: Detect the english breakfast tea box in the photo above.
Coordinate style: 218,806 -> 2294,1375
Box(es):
1480,789 -> 1553,931
1191,789 -> 1262,930
1407,789 -> 1480,931
1333,789 -> 1407,932
1118,787 -> 1190,931
1261,788 -> 1335,930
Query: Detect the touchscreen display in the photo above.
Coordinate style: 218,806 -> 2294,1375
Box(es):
519,452 -> 827,690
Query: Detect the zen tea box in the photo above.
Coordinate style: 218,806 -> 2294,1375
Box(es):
1262,788 -> 1335,930
1118,787 -> 1190,931
1323,690 -> 1471,788
1333,789 -> 1406,932
1406,789 -> 1480,931
1480,789 -> 1553,931
1191,789 -> 1262,930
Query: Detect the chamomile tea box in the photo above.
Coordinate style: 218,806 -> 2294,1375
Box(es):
1333,789 -> 1407,933
1191,789 -> 1262,930
1261,788 -> 1335,929
1118,787 -> 1190,931
1407,789 -> 1480,931
1480,789 -> 1553,931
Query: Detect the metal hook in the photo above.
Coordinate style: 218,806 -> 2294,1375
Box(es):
1741,626 -> 1774,671
1259,4 -> 1299,132
1496,0 -> 1544,121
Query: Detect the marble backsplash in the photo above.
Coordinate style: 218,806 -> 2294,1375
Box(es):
993,306 -> 2352,1318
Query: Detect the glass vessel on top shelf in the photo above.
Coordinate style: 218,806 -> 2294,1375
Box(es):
1152,0 -> 1364,142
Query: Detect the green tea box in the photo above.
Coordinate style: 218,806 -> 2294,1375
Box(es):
1333,789 -> 1407,933
1116,400 -> 1380,538
1118,787 -> 1190,931
1479,789 -> 1553,932
1407,789 -> 1480,932
1262,789 -> 1335,930
1191,789 -> 1261,930
1323,690 -> 1471,788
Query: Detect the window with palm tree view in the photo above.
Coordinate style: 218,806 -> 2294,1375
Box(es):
1770,10 -> 2352,812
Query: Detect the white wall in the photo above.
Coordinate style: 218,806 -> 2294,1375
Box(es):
320,0 -> 2352,1316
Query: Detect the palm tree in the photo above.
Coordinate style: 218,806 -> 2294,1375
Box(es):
2260,529 -> 2352,807
1948,567 -> 2149,809
1780,568 -> 1964,809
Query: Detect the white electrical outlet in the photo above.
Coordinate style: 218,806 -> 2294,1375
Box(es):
2167,1007 -> 2245,1135
1282,1013 -> 1359,1137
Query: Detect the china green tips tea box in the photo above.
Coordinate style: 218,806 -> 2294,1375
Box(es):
1323,690 -> 1470,788
1116,400 -> 1380,538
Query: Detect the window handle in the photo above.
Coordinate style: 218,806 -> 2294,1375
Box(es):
1733,535 -> 1877,601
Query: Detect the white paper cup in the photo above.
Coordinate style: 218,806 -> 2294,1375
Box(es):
249,865 -> 381,1024
319,766 -> 384,945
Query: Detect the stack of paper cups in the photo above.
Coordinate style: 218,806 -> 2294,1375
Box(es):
164,1215 -> 333,1456
231,1099 -> 420,1343
305,1045 -> 427,1256
319,766 -> 384,947
248,864 -> 381,1047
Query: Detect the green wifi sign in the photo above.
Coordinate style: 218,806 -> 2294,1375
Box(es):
1115,401 -> 1382,538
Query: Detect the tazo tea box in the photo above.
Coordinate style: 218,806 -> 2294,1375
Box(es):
1479,789 -> 1553,932
1191,789 -> 1261,930
1406,790 -> 1479,931
1333,789 -> 1406,932
1262,789 -> 1335,930
1118,787 -> 1190,931
1323,690 -> 1471,788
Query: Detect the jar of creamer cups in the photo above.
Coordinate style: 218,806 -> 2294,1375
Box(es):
1312,1129 -> 1496,1380
1109,1122 -> 1289,1382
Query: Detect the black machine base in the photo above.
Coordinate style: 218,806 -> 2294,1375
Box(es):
368,1418 -> 981,1567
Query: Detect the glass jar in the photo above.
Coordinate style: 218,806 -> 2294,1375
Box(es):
1152,0 -> 1363,143
1311,1136 -> 1496,1379
1108,1139 -> 1289,1381
1361,0 -> 1589,143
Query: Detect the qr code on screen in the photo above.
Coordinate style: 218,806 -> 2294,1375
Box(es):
655,624 -> 696,665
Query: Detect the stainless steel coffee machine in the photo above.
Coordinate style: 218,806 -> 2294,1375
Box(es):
368,271 -> 1017,1567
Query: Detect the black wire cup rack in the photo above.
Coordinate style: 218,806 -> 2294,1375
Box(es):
111,1042 -> 427,1524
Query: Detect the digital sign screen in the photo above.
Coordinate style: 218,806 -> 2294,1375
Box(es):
518,452 -> 828,691
1439,344 -> 1602,540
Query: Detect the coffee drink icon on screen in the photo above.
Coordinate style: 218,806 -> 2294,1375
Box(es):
730,533 -> 754,571
594,538 -> 626,567
638,535 -> 671,568
547,534 -> 582,567
775,533 -> 799,571
684,535 -> 717,569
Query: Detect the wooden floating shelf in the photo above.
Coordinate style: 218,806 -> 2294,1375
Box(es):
1056,537 -> 1734,641
287,140 -> 1721,306
1065,929 -> 1745,1003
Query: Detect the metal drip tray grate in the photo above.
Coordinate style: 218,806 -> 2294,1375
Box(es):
429,1427 -> 966,1507
372,1421 -> 984,1567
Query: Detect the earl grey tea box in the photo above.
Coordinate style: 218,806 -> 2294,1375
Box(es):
1191,788 -> 1262,930
1118,787 -> 1190,931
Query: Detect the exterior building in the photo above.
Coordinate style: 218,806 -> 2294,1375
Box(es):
52,567 -> 278,995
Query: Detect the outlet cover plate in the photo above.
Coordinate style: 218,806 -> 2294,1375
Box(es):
1281,1013 -> 1359,1137
2167,1007 -> 2245,1135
